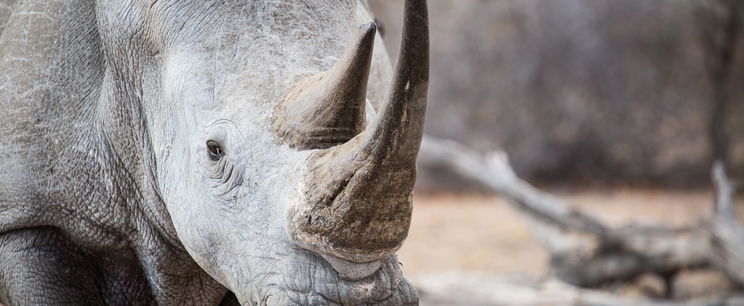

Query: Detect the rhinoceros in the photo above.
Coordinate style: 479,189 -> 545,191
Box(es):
0,0 -> 428,304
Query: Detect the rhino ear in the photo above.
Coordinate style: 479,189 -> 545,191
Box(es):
273,22 -> 377,150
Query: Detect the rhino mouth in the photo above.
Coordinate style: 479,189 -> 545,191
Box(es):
235,251 -> 418,305
321,254 -> 383,280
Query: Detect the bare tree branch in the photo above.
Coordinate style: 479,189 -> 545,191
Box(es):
415,272 -> 744,306
713,160 -> 735,213
419,137 -> 609,238
418,136 -> 744,291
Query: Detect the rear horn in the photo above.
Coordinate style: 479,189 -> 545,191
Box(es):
273,23 -> 377,149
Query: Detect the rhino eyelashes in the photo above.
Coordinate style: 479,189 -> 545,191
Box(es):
206,139 -> 244,196
206,140 -> 224,161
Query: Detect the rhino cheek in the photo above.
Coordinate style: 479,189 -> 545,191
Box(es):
160,150 -> 302,288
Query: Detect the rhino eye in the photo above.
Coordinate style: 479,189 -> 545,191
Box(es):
206,140 -> 223,161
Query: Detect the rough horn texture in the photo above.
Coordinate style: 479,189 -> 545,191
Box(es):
287,0 -> 429,264
273,22 -> 377,150
0,0 -> 422,304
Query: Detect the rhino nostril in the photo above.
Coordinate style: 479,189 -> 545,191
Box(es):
321,254 -> 383,281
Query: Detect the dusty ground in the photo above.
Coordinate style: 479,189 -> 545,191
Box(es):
399,189 -> 738,281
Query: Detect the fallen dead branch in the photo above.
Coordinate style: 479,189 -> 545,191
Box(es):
418,136 -> 744,299
414,272 -> 744,306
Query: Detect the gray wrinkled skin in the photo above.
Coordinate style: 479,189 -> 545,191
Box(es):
0,0 -> 416,305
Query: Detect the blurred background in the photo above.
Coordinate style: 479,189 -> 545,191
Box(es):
369,1 -> 744,304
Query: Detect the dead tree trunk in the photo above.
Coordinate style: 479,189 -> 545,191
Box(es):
415,273 -> 744,306
418,136 -> 744,295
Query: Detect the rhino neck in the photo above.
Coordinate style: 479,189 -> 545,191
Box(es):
0,0 -> 128,246
0,1 -> 225,303
93,4 -> 233,302
95,70 -> 181,251
1,0 -> 175,267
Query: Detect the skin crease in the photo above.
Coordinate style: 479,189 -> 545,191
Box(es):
0,0 -> 415,305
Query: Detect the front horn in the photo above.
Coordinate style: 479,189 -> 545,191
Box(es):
286,0 -> 429,263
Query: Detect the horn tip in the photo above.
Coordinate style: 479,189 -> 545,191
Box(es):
360,22 -> 377,38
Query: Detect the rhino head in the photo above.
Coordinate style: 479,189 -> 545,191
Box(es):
95,0 -> 427,304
